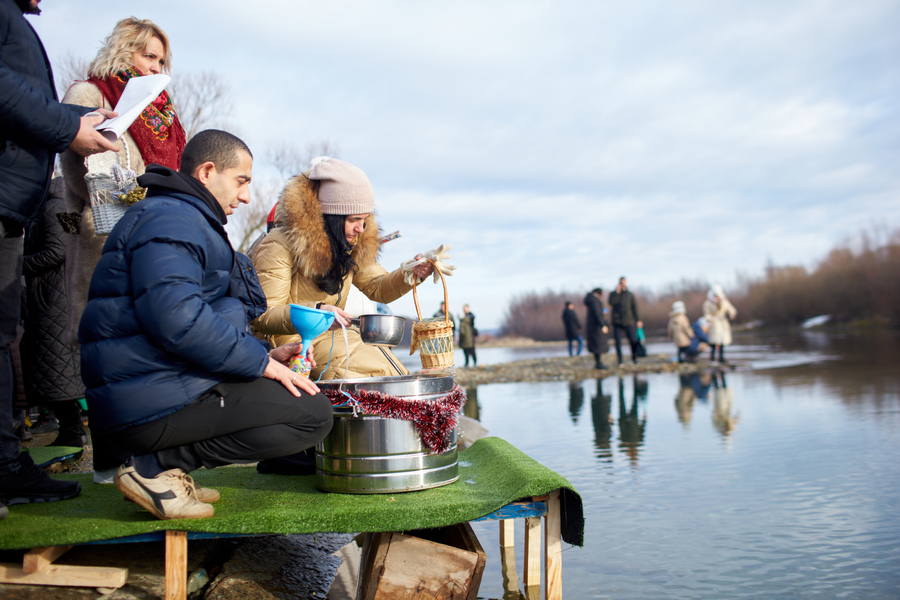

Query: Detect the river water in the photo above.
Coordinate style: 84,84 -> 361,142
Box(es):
458,330 -> 900,599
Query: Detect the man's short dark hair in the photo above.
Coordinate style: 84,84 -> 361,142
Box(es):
592,288 -> 603,296
180,129 -> 252,177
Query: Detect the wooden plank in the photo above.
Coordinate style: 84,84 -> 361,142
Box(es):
22,545 -> 72,574
544,490 -> 562,600
165,530 -> 188,600
500,545 -> 519,596
523,516 -> 541,588
372,532 -> 481,600
499,519 -> 515,548
0,562 -> 127,588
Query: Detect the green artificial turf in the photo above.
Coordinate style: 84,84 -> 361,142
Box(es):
25,445 -> 83,468
0,437 -> 583,549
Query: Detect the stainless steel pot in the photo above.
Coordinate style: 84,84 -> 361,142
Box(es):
349,314 -> 406,347
316,374 -> 459,494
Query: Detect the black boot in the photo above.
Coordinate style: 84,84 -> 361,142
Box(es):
49,400 -> 87,447
257,448 -> 317,476
0,453 -> 82,506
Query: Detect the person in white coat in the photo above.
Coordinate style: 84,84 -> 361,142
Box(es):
702,284 -> 737,363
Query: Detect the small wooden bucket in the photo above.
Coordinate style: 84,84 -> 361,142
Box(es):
410,259 -> 454,369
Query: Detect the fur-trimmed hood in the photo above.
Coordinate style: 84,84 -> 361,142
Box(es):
274,174 -> 382,280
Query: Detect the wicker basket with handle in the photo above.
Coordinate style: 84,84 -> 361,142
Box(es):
85,141 -> 141,235
410,259 -> 455,369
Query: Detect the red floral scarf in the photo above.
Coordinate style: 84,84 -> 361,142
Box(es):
88,67 -> 186,170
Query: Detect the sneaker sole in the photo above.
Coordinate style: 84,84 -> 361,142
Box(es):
0,486 -> 82,506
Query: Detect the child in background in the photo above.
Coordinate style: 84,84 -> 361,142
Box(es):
667,301 -> 693,363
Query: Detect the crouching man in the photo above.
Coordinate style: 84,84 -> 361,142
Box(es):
79,130 -> 332,520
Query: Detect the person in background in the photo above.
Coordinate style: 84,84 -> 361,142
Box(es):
562,301 -> 583,357
1,0 -> 119,511
60,17 -> 186,345
608,276 -> 643,365
667,300 -> 694,364
458,304 -> 477,367
685,317 -> 711,362
20,178 -> 86,447
703,284 -> 737,364
583,289 -> 609,369
434,301 -> 456,336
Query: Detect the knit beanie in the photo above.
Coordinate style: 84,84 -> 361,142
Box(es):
672,301 -> 686,314
307,158 -> 375,215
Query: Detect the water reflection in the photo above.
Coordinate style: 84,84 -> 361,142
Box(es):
711,372 -> 739,437
590,379 -> 612,461
675,374 -> 696,427
618,376 -> 647,466
568,381 -> 584,423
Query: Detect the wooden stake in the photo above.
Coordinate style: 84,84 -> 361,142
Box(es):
165,530 -> 188,600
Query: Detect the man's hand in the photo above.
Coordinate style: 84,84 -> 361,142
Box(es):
269,341 -> 317,369
602,326 -> 609,334
69,112 -> 120,157
637,321 -> 644,329
263,357 -> 320,397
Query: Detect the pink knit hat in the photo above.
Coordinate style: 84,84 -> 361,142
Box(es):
307,158 -> 375,215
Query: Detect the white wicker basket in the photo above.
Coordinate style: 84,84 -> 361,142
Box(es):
85,143 -> 138,236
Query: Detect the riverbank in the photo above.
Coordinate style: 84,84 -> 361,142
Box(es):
450,352 -> 731,387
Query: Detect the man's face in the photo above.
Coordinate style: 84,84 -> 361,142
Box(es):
204,151 -> 252,217
29,0 -> 40,8
620,278 -> 627,290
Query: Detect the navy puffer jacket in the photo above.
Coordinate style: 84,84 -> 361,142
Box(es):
0,0 -> 88,224
79,169 -> 269,433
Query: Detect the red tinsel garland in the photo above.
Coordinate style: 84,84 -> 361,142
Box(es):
323,385 -> 467,454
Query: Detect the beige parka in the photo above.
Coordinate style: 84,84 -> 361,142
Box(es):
249,175 -> 413,379
667,312 -> 694,348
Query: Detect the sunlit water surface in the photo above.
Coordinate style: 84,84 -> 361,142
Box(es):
459,330 -> 900,599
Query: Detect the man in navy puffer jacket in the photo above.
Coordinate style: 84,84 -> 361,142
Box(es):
80,130 -> 333,520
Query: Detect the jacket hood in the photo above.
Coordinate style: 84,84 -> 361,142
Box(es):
274,174 -> 381,280
138,165 -> 227,225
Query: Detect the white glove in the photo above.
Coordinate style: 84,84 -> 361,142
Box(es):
401,244 -> 457,285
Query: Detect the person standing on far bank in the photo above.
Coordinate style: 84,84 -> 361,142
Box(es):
458,304 -> 477,367
562,301 -> 583,357
583,289 -> 610,369
608,277 -> 643,365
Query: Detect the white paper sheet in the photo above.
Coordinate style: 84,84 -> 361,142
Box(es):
88,74 -> 171,142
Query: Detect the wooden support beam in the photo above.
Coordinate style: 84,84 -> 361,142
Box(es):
523,516 -> 541,588
165,530 -> 188,600
544,489 -> 562,600
23,546 -> 72,574
0,563 -> 127,588
499,518 -> 515,548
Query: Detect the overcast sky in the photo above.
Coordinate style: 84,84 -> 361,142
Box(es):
32,0 -> 900,328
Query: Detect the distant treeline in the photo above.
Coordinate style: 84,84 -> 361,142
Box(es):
500,228 -> 900,339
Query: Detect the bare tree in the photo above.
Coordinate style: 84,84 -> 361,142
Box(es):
266,140 -> 341,179
169,71 -> 233,139
54,52 -> 89,98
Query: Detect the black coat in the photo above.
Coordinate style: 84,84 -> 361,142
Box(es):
608,289 -> 639,326
583,292 -> 609,355
562,307 -> 582,340
0,0 -> 89,225
21,178 -> 83,403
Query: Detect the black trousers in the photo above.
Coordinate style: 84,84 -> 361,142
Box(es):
462,347 -> 477,367
613,324 -> 638,364
105,377 -> 333,473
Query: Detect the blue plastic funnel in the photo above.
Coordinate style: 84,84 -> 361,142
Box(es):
289,304 -> 335,356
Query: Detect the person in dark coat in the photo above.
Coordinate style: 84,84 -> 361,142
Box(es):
562,301 -> 583,357
79,130 -> 333,520
0,0 -> 118,509
583,288 -> 610,370
608,276 -> 643,365
21,177 -> 86,447
458,304 -> 477,367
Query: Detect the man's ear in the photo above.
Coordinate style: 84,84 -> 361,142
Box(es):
193,161 -> 217,185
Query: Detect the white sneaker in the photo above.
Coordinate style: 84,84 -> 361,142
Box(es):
114,459 -> 214,520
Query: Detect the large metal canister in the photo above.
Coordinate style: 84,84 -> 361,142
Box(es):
316,374 -> 458,494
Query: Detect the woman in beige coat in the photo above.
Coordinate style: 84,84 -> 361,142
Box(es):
667,301 -> 693,363
702,284 -> 737,363
250,159 -> 435,379
59,17 -> 186,342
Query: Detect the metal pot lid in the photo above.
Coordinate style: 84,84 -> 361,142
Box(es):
318,374 -> 455,396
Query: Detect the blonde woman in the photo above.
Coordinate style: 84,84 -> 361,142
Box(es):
60,17 -> 186,344
702,284 -> 737,364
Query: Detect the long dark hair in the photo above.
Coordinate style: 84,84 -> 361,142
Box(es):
318,214 -> 358,296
